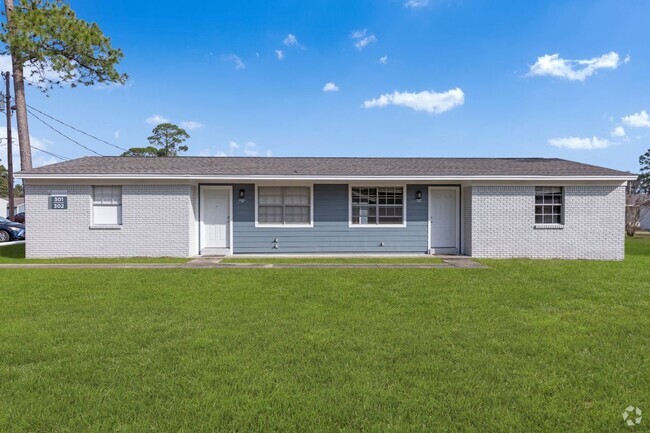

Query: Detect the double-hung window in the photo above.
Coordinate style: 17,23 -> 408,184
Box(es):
257,186 -> 311,225
535,187 -> 563,224
351,187 -> 404,225
93,186 -> 122,225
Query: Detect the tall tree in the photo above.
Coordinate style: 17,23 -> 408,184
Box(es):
637,148 -> 650,194
1,0 -> 127,170
123,123 -> 190,157
120,146 -> 159,158
0,162 -> 7,197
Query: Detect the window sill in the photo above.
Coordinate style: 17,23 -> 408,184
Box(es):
254,224 -> 314,228
533,224 -> 564,230
89,225 -> 123,230
349,224 -> 407,228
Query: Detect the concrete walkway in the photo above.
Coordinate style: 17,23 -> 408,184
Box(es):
0,257 -> 486,269
185,257 -> 486,269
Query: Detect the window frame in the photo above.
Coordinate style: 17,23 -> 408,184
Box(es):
348,184 -> 408,228
254,184 -> 314,228
91,185 -> 123,226
534,186 -> 564,226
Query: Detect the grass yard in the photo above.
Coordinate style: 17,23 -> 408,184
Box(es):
220,256 -> 444,264
0,238 -> 649,432
0,243 -> 189,264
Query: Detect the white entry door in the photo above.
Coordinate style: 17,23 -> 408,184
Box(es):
429,188 -> 459,254
200,187 -> 231,252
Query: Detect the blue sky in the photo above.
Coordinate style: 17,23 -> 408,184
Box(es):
5,0 -> 650,172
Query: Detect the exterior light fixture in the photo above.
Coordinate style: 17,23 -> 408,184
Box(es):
415,191 -> 423,202
238,189 -> 246,202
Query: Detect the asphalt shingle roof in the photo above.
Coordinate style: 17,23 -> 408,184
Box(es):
17,156 -> 633,178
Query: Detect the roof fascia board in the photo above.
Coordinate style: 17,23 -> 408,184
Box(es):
16,173 -> 637,181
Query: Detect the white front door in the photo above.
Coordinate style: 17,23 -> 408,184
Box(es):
201,187 -> 230,251
429,188 -> 459,254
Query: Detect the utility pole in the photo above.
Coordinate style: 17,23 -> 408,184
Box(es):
3,71 -> 14,221
3,0 -> 32,171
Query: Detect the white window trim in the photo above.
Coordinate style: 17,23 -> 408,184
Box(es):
348,184 -> 408,228
90,185 -> 123,227
534,186 -> 565,226
254,184 -> 314,228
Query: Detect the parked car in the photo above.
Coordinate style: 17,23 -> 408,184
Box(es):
11,212 -> 25,224
0,216 -> 25,242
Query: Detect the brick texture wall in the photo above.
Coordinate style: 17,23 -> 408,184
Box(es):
470,184 -> 625,260
24,184 -> 195,258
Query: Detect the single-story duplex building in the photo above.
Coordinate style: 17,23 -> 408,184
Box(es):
16,156 -> 635,260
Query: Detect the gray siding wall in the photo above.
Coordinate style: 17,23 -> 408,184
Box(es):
231,184 -> 430,253
470,185 -> 625,260
24,183 -> 194,258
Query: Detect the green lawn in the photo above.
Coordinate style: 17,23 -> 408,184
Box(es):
0,243 -> 189,264
0,238 -> 649,432
221,256 -> 444,264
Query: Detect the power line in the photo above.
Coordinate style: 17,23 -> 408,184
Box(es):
26,104 -> 127,152
0,139 -> 70,161
26,108 -> 104,156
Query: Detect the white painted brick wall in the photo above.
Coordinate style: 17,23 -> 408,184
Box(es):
24,183 -> 195,258
470,185 -> 626,260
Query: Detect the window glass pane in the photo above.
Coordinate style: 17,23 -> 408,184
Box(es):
535,187 -> 562,224
284,187 -> 309,205
285,206 -> 309,223
257,187 -> 311,224
368,188 -> 377,205
259,206 -> 283,223
351,187 -> 404,225
258,187 -> 283,206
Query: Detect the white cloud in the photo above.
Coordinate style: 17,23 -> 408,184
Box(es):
145,114 -> 169,125
180,120 -> 204,130
405,0 -> 429,7
350,29 -> 377,50
283,34 -> 305,49
244,142 -> 258,156
216,141 -> 272,157
622,110 -> 650,128
275,49 -> 285,60
363,88 -> 464,114
379,55 -> 388,64
113,130 -> 120,139
610,126 -> 626,137
0,55 -> 75,90
228,141 -> 239,155
323,82 -> 339,92
223,54 -> 245,70
528,51 -> 627,81
547,136 -> 612,150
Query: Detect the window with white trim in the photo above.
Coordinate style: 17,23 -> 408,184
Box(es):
93,186 -> 122,225
257,186 -> 311,225
351,187 -> 404,225
535,186 -> 563,224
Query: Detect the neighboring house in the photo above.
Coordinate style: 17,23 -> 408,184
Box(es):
1,197 -> 25,218
16,156 -> 635,260
627,194 -> 650,230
